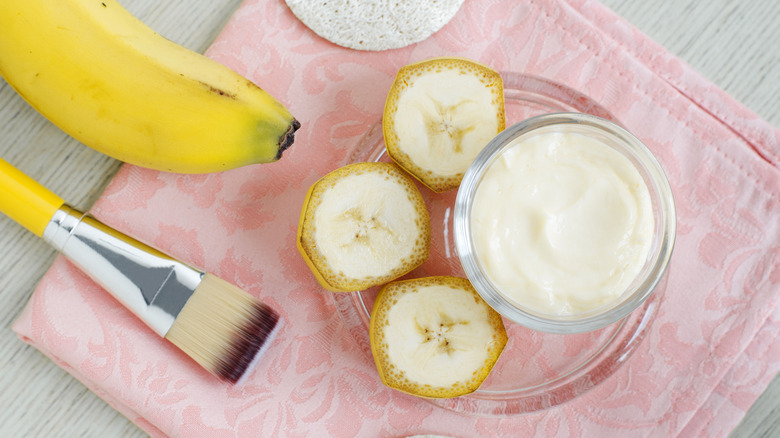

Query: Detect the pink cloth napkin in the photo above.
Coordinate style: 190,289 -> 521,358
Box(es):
13,0 -> 780,436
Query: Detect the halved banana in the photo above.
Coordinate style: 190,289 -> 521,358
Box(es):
370,276 -> 507,398
383,57 -> 505,192
297,162 -> 431,292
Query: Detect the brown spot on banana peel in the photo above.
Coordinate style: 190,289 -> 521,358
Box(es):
277,119 -> 301,160
201,78 -> 265,99
202,82 -> 238,99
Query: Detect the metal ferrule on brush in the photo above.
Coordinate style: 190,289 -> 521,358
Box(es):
42,206 -> 203,337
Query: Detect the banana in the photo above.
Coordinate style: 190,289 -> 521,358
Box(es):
0,0 -> 299,173
297,162 -> 430,292
369,276 -> 507,398
383,57 -> 505,192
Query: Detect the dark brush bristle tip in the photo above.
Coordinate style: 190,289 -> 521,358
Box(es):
217,303 -> 280,384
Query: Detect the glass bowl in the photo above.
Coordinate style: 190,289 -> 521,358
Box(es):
454,112 -> 676,334
334,73 -> 671,416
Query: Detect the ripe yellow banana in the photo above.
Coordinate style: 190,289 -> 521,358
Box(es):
0,0 -> 300,173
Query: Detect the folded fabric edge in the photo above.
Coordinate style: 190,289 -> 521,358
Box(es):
12,304 -> 165,437
564,0 -> 780,166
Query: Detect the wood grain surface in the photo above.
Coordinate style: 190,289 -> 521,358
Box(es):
0,0 -> 777,436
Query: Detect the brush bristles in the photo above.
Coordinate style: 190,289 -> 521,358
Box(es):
164,273 -> 280,383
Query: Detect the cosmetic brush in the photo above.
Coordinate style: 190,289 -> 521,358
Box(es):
0,157 -> 280,384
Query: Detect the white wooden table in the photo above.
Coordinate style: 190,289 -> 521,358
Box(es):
0,0 -> 777,436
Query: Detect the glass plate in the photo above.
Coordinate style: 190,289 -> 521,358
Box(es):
333,72 -> 665,416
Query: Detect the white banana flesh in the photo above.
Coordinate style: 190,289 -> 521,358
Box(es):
393,70 -> 501,177
383,57 -> 505,192
314,171 -> 422,280
370,276 -> 507,398
297,162 -> 430,292
383,283 -> 498,387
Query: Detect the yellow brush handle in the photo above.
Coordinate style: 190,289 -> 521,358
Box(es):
0,157 -> 65,237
